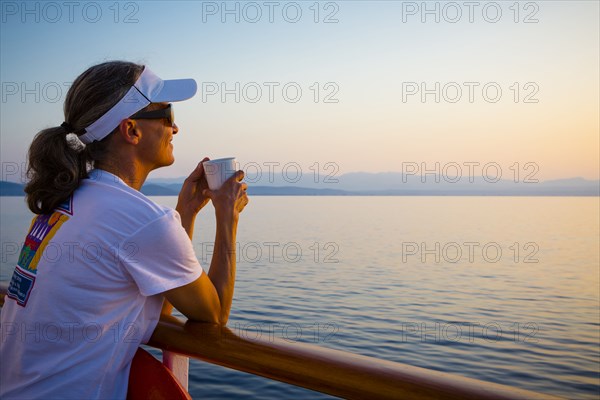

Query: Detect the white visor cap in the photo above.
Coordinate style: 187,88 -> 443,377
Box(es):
79,67 -> 197,144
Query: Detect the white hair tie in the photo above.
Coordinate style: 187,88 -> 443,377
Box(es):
65,132 -> 86,153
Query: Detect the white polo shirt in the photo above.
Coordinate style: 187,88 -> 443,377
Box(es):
0,169 -> 202,399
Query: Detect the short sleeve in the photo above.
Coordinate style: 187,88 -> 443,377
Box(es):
119,210 -> 203,296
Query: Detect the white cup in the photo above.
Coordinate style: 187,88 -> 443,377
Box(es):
203,157 -> 238,190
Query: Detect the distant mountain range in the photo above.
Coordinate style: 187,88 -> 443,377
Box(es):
0,181 -> 26,196
1,173 -> 598,196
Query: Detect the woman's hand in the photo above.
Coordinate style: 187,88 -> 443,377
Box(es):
203,170 -> 249,222
176,158 -> 211,222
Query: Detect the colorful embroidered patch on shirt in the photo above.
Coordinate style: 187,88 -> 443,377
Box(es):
56,196 -> 74,216
7,201 -> 71,307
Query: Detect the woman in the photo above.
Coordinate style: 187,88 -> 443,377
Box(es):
0,61 -> 248,399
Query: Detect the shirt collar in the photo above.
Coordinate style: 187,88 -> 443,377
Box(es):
87,169 -> 129,187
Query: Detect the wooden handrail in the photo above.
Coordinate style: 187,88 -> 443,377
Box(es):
149,320 -> 559,400
0,282 -> 560,399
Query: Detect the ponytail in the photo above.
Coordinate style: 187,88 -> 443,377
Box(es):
25,126 -> 87,214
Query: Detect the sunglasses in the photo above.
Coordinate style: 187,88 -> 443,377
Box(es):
130,104 -> 174,125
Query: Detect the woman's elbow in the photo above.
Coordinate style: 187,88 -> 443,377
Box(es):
186,307 -> 227,326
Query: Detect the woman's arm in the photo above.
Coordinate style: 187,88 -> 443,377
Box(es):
162,167 -> 248,325
161,160 -> 210,317
162,214 -> 238,324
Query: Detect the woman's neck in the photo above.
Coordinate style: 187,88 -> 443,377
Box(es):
95,159 -> 150,191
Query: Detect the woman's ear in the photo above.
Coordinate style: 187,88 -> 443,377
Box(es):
118,119 -> 141,144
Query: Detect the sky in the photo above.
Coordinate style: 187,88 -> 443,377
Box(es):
1,0 -> 599,182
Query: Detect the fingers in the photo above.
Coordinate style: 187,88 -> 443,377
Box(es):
238,177 -> 249,211
220,171 -> 247,193
203,170 -> 246,192
186,157 -> 210,182
225,170 -> 244,183
202,188 -> 214,199
239,189 -> 249,212
204,170 -> 249,212
237,170 -> 245,181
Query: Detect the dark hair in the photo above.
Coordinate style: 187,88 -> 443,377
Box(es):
25,61 -> 144,214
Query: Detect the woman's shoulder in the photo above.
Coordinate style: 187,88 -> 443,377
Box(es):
75,170 -> 174,229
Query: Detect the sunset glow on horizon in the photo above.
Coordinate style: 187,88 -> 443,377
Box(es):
1,1 -> 598,181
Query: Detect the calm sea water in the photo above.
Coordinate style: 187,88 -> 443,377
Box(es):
1,196 -> 599,399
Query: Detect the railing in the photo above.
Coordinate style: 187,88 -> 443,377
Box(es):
0,282 -> 560,399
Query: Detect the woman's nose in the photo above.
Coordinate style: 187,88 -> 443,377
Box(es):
172,122 -> 179,134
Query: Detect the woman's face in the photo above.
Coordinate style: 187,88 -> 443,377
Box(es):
135,103 -> 179,170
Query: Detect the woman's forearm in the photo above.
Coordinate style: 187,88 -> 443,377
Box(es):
172,168 -> 247,324
207,216 -> 238,325
177,208 -> 197,239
